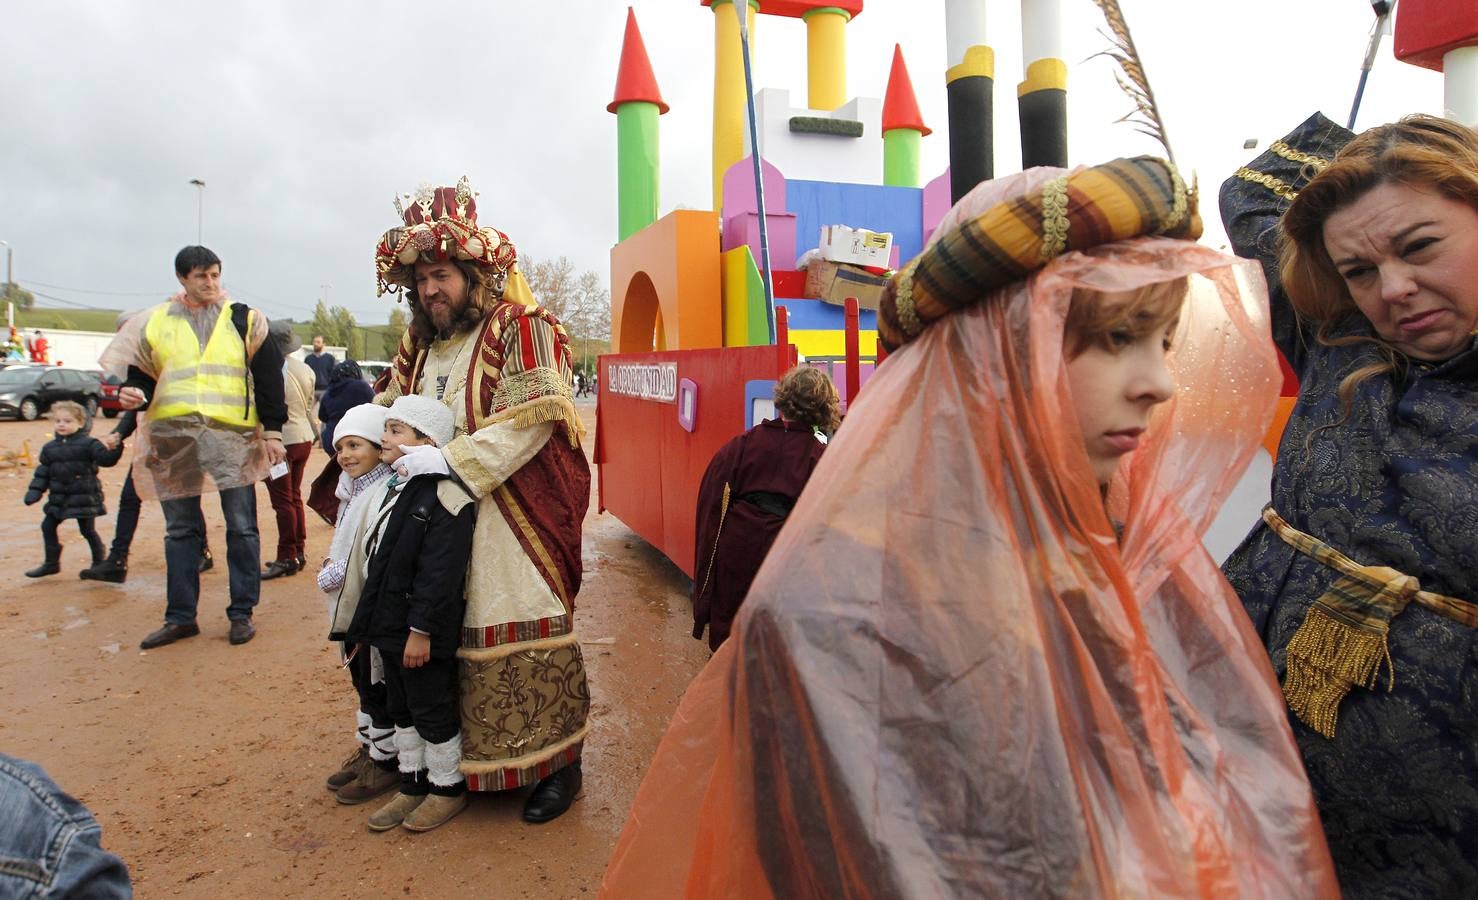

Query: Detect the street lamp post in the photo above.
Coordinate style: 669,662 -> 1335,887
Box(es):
0,240 -> 11,325
189,179 -> 206,243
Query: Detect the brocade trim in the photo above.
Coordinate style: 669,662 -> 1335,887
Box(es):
894,260 -> 923,339
444,434 -> 495,497
1269,140 -> 1329,173
1235,167 -> 1297,202
1039,175 -> 1071,262
461,614 -> 573,649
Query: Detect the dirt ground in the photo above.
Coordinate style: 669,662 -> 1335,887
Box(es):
0,400 -> 711,897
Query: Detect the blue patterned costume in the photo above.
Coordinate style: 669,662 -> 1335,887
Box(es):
1221,113 -> 1478,899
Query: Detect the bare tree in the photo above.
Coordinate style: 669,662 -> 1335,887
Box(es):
521,256 -> 610,344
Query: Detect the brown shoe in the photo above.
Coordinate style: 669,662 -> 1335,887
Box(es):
367,792 -> 425,832
326,746 -> 368,791
139,622 -> 200,650
402,792 -> 467,832
336,759 -> 400,805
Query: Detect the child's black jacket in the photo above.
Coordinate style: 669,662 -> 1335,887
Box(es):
25,431 -> 124,519
343,474 -> 474,659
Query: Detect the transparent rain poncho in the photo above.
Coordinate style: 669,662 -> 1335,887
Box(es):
98,293 -> 272,500
602,238 -> 1338,898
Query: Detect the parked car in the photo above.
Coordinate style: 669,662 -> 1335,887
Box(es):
0,366 -> 103,421
96,372 -> 124,418
357,360 -> 392,387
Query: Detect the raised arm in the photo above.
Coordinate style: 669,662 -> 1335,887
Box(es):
1218,112 -> 1353,375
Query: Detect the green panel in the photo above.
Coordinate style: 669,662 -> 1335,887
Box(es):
616,101 -> 660,242
883,128 -> 922,188
741,247 -> 768,347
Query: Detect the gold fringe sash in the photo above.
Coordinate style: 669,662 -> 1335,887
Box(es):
1262,506 -> 1478,738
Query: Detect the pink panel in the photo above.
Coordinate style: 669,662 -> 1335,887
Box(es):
922,166 -> 953,246
721,211 -> 798,271
722,156 -> 789,220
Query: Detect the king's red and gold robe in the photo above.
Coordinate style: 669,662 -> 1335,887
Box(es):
378,299 -> 590,790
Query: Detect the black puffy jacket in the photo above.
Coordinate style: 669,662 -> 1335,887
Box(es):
25,430 -> 124,519
343,475 -> 475,659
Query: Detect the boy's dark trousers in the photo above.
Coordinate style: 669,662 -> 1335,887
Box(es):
41,513 -> 105,563
348,643 -> 393,734
381,653 -> 463,797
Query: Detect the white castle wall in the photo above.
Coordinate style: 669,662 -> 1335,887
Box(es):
744,87 -> 883,186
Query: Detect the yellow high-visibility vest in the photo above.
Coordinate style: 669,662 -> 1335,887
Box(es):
144,303 -> 258,427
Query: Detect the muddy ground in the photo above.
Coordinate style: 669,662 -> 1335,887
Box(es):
0,400 -> 710,897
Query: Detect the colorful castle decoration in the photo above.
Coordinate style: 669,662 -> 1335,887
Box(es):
597,1 -> 1449,573
597,2 -> 991,575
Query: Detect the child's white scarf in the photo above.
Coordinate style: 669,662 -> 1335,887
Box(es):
317,463 -> 393,595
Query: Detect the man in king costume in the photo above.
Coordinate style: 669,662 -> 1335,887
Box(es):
372,178 -> 591,824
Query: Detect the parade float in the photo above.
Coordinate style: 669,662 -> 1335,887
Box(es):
593,0 -> 1478,577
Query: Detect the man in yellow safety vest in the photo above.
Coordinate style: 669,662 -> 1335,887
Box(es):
103,246 -> 288,650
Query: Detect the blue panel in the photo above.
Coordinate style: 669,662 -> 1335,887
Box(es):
786,180 -> 923,268
775,298 -> 877,331
744,380 -> 778,429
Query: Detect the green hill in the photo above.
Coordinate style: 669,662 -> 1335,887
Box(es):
15,308 -> 125,333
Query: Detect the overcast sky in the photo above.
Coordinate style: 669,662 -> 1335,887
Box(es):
1,1 -> 1443,326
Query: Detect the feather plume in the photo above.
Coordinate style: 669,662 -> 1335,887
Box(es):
1089,0 -> 1177,166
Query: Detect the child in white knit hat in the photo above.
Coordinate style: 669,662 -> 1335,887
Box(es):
340,394 -> 474,833
318,402 -> 398,806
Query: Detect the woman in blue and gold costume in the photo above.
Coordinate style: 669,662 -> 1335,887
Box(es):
1221,112 -> 1478,898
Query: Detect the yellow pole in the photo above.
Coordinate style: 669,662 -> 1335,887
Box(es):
712,0 -> 756,210
802,7 -> 849,111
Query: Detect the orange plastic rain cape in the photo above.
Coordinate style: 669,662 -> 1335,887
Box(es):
602,238 -> 1338,898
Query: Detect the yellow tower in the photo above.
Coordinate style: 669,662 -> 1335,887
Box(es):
703,0 -> 863,210
803,7 -> 849,110
710,0 -> 757,210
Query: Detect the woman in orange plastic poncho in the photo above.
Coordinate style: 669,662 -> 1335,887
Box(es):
602,160 -> 1339,898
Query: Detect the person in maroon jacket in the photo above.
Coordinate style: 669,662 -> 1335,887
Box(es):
691,366 -> 840,651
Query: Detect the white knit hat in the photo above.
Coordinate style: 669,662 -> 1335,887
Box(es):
333,403 -> 388,449
387,395 -> 455,447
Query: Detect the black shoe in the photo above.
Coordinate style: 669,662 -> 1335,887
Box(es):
294,555 -> 307,573
198,548 -> 214,573
521,761 -> 582,824
25,560 -> 61,578
140,622 -> 201,649
80,557 -> 127,583
228,618 -> 256,645
261,559 -> 296,580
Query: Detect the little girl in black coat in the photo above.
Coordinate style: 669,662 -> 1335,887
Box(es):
24,400 -> 123,577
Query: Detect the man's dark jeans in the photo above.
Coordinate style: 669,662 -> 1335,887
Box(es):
109,470 -> 141,559
161,485 -> 259,625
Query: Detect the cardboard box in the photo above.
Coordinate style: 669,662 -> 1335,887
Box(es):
804,259 -> 889,311
818,224 -> 893,268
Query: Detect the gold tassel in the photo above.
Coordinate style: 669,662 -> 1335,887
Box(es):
1281,603 -> 1394,738
498,395 -> 586,448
